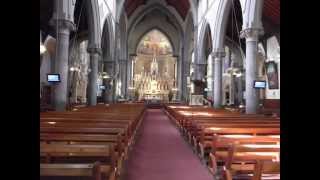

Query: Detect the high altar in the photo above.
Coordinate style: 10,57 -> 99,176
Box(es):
134,54 -> 175,101
132,29 -> 177,101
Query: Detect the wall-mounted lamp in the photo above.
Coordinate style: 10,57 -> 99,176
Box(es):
40,44 -> 46,54
70,67 -> 80,72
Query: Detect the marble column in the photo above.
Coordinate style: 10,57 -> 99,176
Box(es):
87,48 -> 101,106
241,29 -> 260,114
212,52 -> 226,109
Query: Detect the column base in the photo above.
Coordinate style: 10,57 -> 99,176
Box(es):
54,102 -> 66,112
214,104 -> 222,109
245,108 -> 258,114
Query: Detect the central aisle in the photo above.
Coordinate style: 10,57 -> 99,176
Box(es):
125,109 -> 213,180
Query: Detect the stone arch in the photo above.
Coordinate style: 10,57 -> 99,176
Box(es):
101,15 -> 114,62
127,3 -> 184,52
181,11 -> 194,101
116,0 -> 197,23
85,0 -> 101,51
119,11 -> 128,60
134,28 -> 174,55
128,18 -> 180,56
210,0 -> 264,54
128,2 -> 184,30
212,0 -> 233,53
101,14 -> 115,103
198,21 -> 213,64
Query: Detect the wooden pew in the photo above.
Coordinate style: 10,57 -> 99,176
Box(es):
164,104 -> 280,180
40,103 -> 147,180
209,143 -> 279,179
40,144 -> 118,180
252,160 -> 280,180
40,162 -> 111,180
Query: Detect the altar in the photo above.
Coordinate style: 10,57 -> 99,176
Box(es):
132,29 -> 177,102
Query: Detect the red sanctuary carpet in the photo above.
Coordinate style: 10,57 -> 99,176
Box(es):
125,109 -> 213,180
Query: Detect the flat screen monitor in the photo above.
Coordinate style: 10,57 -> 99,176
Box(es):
47,74 -> 61,82
254,80 -> 266,89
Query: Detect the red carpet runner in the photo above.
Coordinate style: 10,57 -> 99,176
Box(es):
125,109 -> 213,180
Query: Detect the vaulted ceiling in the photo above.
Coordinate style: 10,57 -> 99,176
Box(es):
124,0 -> 190,20
263,0 -> 280,25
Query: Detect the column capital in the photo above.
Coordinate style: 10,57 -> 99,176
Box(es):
87,47 -> 102,55
211,51 -> 226,59
240,28 -> 264,41
50,19 -> 76,31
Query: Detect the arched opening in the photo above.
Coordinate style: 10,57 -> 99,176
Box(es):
219,0 -> 244,107
132,29 -> 176,102
183,12 -> 194,102
202,24 -> 213,100
100,16 -> 115,104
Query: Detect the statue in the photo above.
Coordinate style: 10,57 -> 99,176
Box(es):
150,53 -> 159,77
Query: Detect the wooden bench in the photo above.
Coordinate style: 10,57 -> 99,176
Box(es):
164,104 -> 280,180
40,144 -> 118,180
40,103 -> 147,180
40,162 -> 113,180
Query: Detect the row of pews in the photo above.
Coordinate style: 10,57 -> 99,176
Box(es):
164,104 -> 280,180
40,103 -> 146,180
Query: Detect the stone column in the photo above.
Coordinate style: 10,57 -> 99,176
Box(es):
241,29 -> 260,114
52,23 -> 75,111
119,59 -> 127,98
212,52 -> 226,109
237,75 -> 244,105
175,55 -> 182,101
181,59 -> 189,102
87,48 -> 101,106
193,25 -> 201,81
103,61 -> 115,104
127,55 -> 136,89
229,74 -> 235,105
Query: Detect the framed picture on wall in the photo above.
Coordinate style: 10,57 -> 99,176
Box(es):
265,61 -> 279,89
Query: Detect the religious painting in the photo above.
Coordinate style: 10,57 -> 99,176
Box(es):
137,29 -> 173,55
265,61 -> 279,89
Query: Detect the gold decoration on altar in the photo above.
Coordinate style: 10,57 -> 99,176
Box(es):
133,30 -> 177,101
